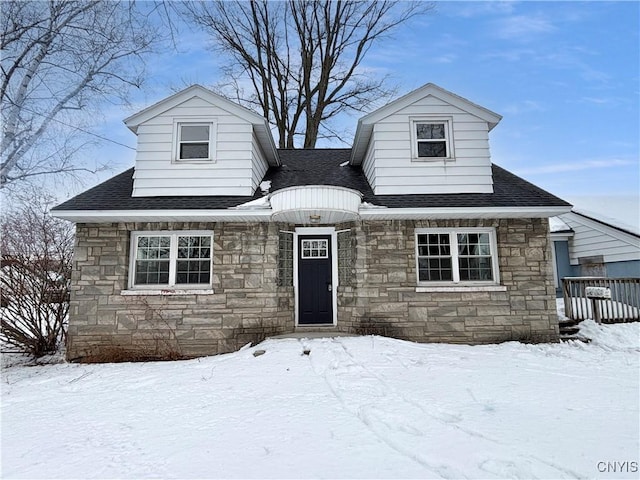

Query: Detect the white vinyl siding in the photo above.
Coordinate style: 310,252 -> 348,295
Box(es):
363,95 -> 494,195
251,131 -> 269,192
131,96 -> 269,197
361,139 -> 377,190
559,213 -> 640,264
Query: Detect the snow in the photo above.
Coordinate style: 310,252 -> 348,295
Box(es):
231,195 -> 271,209
562,296 -> 639,321
549,216 -> 571,233
2,323 -> 639,479
259,180 -> 272,194
360,202 -> 387,209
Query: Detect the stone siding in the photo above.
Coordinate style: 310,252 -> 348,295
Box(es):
68,218 -> 558,361
68,222 -> 294,361
336,218 -> 559,343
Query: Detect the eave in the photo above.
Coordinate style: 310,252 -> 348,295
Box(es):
52,205 -> 571,224
52,209 -> 274,223
358,206 -> 572,220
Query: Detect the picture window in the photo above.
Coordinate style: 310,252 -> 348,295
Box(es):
415,228 -> 498,285
130,231 -> 213,289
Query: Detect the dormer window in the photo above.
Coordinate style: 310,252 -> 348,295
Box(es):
173,119 -> 216,162
411,117 -> 454,161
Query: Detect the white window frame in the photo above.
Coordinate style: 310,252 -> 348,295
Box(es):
128,230 -> 214,290
172,118 -> 217,163
410,116 -> 455,161
415,227 -> 499,286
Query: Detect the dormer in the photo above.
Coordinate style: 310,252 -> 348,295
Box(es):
124,85 -> 279,197
350,83 -> 502,195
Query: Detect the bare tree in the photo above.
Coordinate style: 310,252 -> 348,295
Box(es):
182,0 -> 432,148
1,189 -> 74,357
0,1 -> 160,187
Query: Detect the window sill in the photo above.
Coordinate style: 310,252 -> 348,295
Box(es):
172,159 -> 215,164
411,157 -> 454,162
416,285 -> 506,293
121,289 -> 214,296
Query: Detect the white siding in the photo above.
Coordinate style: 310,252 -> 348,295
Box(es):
361,139 -> 376,190
367,94 -> 494,195
560,213 -> 640,264
251,131 -> 269,191
132,96 -> 256,197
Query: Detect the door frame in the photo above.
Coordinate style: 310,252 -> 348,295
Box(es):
294,226 -> 338,326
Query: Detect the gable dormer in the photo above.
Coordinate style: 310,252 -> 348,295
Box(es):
350,83 -> 502,195
124,85 -> 279,197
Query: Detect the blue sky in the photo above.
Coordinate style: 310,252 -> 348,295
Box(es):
83,1 -> 638,206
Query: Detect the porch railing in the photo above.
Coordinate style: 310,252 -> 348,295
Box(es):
562,277 -> 640,323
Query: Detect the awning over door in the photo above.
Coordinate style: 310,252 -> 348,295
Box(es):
270,185 -> 362,225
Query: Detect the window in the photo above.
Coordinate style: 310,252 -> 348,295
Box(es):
173,119 -> 216,161
129,231 -> 213,289
301,239 -> 328,259
415,228 -> 499,285
411,118 -> 453,160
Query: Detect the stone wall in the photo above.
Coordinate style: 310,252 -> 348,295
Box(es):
68,222 -> 294,361
68,217 -> 558,361
336,218 -> 559,343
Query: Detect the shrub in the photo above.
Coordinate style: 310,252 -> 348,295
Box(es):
1,189 -> 73,357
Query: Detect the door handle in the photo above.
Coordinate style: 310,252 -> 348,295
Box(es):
327,283 -> 332,292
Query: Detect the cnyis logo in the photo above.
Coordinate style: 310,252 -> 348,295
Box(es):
597,461 -> 639,473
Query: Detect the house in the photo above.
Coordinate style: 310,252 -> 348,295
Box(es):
550,208 -> 640,296
52,83 -> 572,361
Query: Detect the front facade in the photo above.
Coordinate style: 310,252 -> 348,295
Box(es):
53,84 -> 571,361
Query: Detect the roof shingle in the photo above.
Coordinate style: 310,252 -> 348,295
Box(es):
52,148 -> 570,211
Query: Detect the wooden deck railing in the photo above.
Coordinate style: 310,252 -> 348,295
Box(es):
562,277 -> 640,323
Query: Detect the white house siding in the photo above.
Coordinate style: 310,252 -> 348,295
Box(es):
366,95 -> 493,195
132,96 -> 256,197
361,139 -> 376,190
559,213 -> 640,264
251,131 -> 269,192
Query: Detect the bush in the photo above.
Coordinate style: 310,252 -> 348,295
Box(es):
1,189 -> 73,357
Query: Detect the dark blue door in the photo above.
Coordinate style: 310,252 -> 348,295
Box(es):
298,235 -> 333,325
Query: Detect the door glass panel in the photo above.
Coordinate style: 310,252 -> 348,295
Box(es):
301,239 -> 329,259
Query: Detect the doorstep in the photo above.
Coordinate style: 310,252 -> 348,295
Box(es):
271,330 -> 357,339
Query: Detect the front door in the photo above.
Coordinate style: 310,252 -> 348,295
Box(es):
298,235 -> 333,325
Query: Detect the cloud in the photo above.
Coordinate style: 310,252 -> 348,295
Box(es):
502,100 -> 545,115
515,158 -> 637,175
431,53 -> 457,64
452,1 -> 516,19
492,14 -> 555,41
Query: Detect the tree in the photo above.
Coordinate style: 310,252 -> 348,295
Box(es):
0,189 -> 74,357
182,0 -> 432,148
0,0 -> 160,187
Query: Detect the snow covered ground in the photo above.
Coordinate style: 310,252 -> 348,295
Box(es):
2,322 -> 639,479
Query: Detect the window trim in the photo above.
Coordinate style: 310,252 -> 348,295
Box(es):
128,230 -> 214,290
410,116 -> 455,161
172,118 -> 217,163
415,227 -> 500,286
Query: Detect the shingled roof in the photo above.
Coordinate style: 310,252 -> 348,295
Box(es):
52,148 -> 570,212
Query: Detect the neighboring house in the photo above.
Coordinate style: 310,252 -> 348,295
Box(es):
550,210 -> 640,296
52,83 -> 571,361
